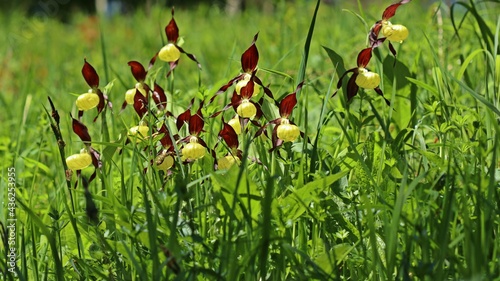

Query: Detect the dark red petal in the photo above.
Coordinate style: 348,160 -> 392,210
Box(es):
159,124 -> 174,148
382,0 -> 411,20
89,147 -> 102,169
371,37 -> 387,49
209,74 -> 244,104
347,74 -> 359,102
219,122 -> 239,149
128,61 -> 147,82
335,68 -> 357,92
241,33 -> 259,73
72,116 -> 92,143
149,52 -> 158,70
240,79 -> 255,99
120,100 -> 128,112
165,8 -> 179,43
388,42 -> 397,58
153,82 -> 167,110
254,99 -> 265,120
133,90 -> 148,118
374,87 -> 391,106
279,93 -> 297,118
177,45 -> 201,69
253,76 -> 274,100
369,22 -> 383,45
93,89 -> 105,122
189,107 -> 204,135
231,91 -> 242,111
82,58 -> 99,88
279,82 -> 303,118
271,125 -> 283,151
176,108 -> 191,131
357,48 -> 373,68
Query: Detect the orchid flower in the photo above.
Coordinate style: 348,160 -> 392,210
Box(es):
216,120 -> 242,170
156,7 -> 201,77
176,101 -> 209,162
209,33 -> 273,104
369,0 -> 411,57
76,59 -> 111,121
255,82 -> 304,151
332,48 -> 390,106
65,117 -> 101,187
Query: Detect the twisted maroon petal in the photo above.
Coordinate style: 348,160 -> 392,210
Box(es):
82,59 -> 99,88
241,33 -> 259,73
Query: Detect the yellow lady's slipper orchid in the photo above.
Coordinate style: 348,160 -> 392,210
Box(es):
182,137 -> 206,161
76,91 -> 100,111
236,100 -> 256,119
128,125 -> 150,143
66,150 -> 92,170
159,43 -> 181,62
228,117 -> 242,135
235,74 -> 260,96
156,154 -> 174,171
217,155 -> 240,170
125,83 -> 147,105
355,68 -> 380,89
381,21 -> 408,42
277,119 -> 300,142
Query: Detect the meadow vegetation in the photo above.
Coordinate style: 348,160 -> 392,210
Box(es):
0,0 -> 499,280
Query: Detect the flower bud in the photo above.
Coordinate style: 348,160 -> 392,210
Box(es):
277,119 -> 300,142
66,151 -> 92,170
182,138 -> 206,161
382,22 -> 409,42
125,84 -> 147,105
355,68 -> 380,89
235,74 -> 260,96
76,92 -> 99,111
217,155 -> 240,170
128,125 -> 150,143
236,100 -> 257,119
159,43 -> 181,62
228,117 -> 242,135
156,154 -> 174,171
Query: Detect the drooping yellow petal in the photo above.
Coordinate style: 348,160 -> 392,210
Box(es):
76,92 -> 100,111
236,100 -> 256,119
228,117 -> 242,135
182,141 -> 206,161
128,125 -> 150,143
382,22 -> 409,42
277,119 -> 300,142
156,154 -> 174,171
235,73 -> 260,96
217,155 -> 240,170
66,152 -> 92,170
355,68 -> 380,89
158,43 -> 181,62
125,84 -> 147,105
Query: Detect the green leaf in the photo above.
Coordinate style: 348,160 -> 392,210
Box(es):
276,170 -> 348,221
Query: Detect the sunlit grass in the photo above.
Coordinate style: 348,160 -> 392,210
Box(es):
1,0 -> 499,280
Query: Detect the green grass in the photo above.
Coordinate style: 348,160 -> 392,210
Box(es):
1,0 -> 499,280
